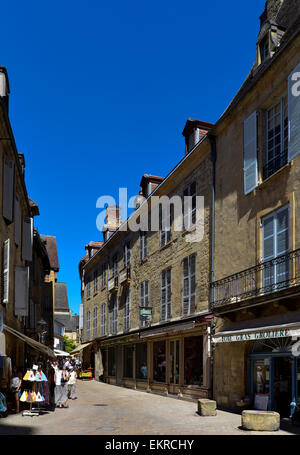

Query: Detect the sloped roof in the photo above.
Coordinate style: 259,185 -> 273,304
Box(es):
54,313 -> 73,331
55,282 -> 69,311
40,235 -> 59,271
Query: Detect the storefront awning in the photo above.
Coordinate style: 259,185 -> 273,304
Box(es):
140,321 -> 195,339
70,341 -> 93,354
3,324 -> 56,359
212,311 -> 300,343
54,349 -> 70,357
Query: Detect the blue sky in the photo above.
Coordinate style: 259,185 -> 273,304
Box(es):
2,0 -> 265,315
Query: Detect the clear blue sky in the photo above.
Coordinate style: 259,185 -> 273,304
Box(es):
2,0 -> 265,315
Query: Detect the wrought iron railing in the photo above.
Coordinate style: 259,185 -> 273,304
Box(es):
210,249 -> 300,309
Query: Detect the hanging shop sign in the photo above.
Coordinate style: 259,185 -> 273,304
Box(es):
212,327 -> 300,343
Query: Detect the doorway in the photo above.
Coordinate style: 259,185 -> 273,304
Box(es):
169,339 -> 180,393
273,357 -> 293,417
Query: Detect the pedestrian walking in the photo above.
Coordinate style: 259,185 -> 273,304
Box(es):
67,367 -> 77,400
54,365 -> 69,408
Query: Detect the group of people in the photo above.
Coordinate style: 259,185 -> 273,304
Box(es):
51,358 -> 79,409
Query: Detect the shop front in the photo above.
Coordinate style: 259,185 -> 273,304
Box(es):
213,314 -> 300,417
102,317 -> 211,401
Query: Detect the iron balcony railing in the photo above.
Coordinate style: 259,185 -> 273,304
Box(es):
210,248 -> 300,309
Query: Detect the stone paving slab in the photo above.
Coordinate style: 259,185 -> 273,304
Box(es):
0,380 -> 298,435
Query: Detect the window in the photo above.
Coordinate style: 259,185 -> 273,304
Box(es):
124,289 -> 130,331
93,307 -> 98,338
2,156 -> 14,222
161,268 -> 171,321
124,345 -> 134,378
136,343 -> 147,380
101,264 -> 107,288
264,96 -> 288,179
140,281 -> 149,327
160,205 -> 171,246
111,295 -> 118,334
182,254 -> 196,315
22,217 -> 33,262
93,269 -> 98,293
124,242 -> 130,268
3,239 -> 10,304
140,231 -> 148,260
86,311 -> 90,340
101,303 -> 107,336
86,275 -> 91,298
260,35 -> 269,62
153,340 -> 166,382
112,255 -> 118,277
108,347 -> 116,376
262,205 -> 289,290
184,335 -> 203,386
183,182 -> 196,230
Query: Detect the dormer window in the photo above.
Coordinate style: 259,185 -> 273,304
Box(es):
260,34 -> 270,63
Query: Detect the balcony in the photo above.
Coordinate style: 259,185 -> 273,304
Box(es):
119,267 -> 130,285
108,276 -> 118,293
210,249 -> 300,313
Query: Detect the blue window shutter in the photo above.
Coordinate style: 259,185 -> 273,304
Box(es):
288,62 -> 300,162
262,214 -> 275,261
243,111 -> 258,194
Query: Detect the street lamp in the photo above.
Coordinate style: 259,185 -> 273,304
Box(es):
37,318 -> 48,343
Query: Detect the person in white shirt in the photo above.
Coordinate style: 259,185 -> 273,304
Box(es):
67,367 -> 77,400
54,365 -> 69,408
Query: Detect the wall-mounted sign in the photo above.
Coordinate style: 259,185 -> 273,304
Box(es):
212,327 -> 300,343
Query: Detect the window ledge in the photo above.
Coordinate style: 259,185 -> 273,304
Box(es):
258,161 -> 292,191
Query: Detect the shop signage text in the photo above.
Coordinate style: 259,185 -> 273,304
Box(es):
213,329 -> 290,343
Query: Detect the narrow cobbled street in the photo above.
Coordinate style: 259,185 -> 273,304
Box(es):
0,380 -> 298,435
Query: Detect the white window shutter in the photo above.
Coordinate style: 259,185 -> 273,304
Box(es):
14,266 -> 29,317
243,112 -> 258,194
288,62 -> 300,162
79,304 -> 83,329
2,157 -> 15,222
14,194 -> 20,245
3,239 -> 10,303
22,217 -> 33,261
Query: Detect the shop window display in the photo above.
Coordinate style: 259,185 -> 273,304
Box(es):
184,336 -> 203,386
153,341 -> 166,382
136,343 -> 147,380
108,347 -> 116,376
124,345 -> 133,379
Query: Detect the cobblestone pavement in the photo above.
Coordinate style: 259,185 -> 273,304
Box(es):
0,379 -> 298,435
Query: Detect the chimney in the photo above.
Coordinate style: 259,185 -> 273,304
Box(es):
102,205 -> 123,242
0,67 -> 10,113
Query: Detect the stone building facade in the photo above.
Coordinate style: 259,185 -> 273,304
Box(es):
80,120 -> 215,401
209,0 -> 300,417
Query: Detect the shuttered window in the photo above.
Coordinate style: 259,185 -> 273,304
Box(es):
288,62 -> 300,162
101,264 -> 107,288
124,289 -> 130,331
2,156 -> 14,222
86,275 -> 91,298
93,269 -> 98,293
182,254 -> 196,315
112,255 -> 118,277
262,205 -> 289,289
93,307 -> 98,338
243,111 -> 258,194
86,311 -> 90,340
183,181 -> 197,230
140,231 -> 148,260
160,205 -> 171,246
79,304 -> 84,329
101,303 -> 107,336
111,295 -> 118,334
161,268 -> 171,322
124,242 -> 130,268
22,217 -> 33,262
14,194 -> 20,245
3,239 -> 10,304
140,280 -> 149,307
14,266 -> 29,317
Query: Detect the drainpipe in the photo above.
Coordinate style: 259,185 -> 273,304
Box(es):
208,133 -> 216,400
